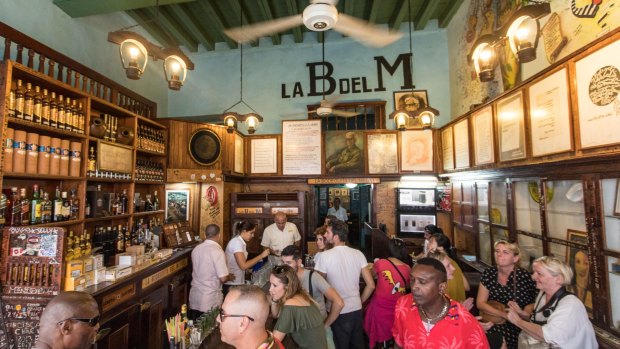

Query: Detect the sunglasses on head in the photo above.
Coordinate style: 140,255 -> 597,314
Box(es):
58,314 -> 100,327
272,265 -> 288,274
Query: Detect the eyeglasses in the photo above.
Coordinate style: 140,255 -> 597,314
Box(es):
218,308 -> 254,322
58,314 -> 100,327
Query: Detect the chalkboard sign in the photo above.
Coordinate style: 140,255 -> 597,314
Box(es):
1,295 -> 49,349
0,296 -> 12,349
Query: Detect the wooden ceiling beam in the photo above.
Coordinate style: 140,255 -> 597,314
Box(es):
126,9 -> 178,49
285,0 -> 303,43
438,0 -> 465,28
195,0 -> 239,50
168,4 -> 215,51
143,7 -> 198,52
53,0 -> 194,18
228,0 -> 258,47
257,0 -> 282,45
414,0 -> 439,30
368,0 -> 381,24
390,0 -> 409,31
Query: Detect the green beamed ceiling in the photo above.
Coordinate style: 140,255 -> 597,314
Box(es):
53,0 -> 465,51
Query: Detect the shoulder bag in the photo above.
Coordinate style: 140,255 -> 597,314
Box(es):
386,258 -> 410,294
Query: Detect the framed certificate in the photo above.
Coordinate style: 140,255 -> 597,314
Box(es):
496,91 -> 526,162
282,120 -> 322,175
453,118 -> 470,169
528,67 -> 573,157
250,136 -> 278,174
472,106 -> 495,165
442,127 -> 454,171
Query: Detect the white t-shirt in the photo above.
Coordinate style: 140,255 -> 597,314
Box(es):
300,268 -> 332,318
314,245 -> 368,314
260,222 -> 301,253
531,292 -> 598,349
225,235 -> 247,285
327,206 -> 348,222
189,240 -> 229,312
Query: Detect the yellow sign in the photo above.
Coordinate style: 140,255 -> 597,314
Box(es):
308,178 -> 380,184
235,207 -> 263,214
102,284 -> 136,312
271,207 -> 299,214
141,258 -> 188,289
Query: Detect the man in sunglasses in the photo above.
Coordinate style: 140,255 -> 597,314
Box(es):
218,285 -> 284,349
32,291 -> 101,349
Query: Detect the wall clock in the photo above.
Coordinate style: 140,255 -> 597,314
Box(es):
188,129 -> 221,166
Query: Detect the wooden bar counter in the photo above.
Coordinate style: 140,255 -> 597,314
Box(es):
85,248 -> 193,349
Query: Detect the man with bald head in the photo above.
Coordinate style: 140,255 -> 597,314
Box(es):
33,291 -> 101,349
218,285 -> 284,349
261,212 -> 300,257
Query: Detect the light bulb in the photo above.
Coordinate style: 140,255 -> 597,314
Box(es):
129,46 -> 139,59
480,48 -> 493,62
516,27 -> 529,41
171,61 -> 180,72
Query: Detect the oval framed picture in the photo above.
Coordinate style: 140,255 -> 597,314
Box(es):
188,129 -> 222,166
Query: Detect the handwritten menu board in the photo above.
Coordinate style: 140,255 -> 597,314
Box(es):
0,297 -> 11,349
1,295 -> 49,349
282,120 -> 322,175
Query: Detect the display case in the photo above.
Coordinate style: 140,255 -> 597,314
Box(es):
396,188 -> 436,237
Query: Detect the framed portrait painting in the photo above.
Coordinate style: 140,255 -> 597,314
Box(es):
325,131 -> 364,176
165,190 -> 190,222
393,90 -> 429,128
566,229 -> 592,314
400,130 -> 433,172
366,132 -> 398,174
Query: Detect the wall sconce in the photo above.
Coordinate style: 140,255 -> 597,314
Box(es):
470,34 -> 500,82
502,3 -> 551,63
223,114 -> 238,134
108,31 -> 194,90
389,106 -> 439,131
416,106 -> 440,129
220,112 -> 263,135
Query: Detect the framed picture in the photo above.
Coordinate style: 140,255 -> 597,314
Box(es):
393,90 -> 429,128
528,67 -> 573,157
234,133 -> 245,174
366,132 -> 398,174
325,131 -> 364,176
282,120 -> 322,175
575,39 -> 620,149
472,106 -> 495,165
401,130 -> 434,172
250,136 -> 278,174
496,91 -> 526,162
441,127 -> 454,171
165,190 -> 190,222
614,179 -> 620,216
453,118 -> 470,169
566,229 -> 592,314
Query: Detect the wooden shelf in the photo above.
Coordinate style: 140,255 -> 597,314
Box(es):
7,117 -> 87,139
90,95 -> 142,119
137,148 -> 167,157
85,214 -> 131,223
6,219 -> 84,229
4,172 -> 84,180
133,210 -> 165,217
86,177 -> 132,183
134,180 -> 165,185
137,115 -> 168,129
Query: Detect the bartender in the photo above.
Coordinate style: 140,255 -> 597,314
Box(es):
261,212 -> 301,258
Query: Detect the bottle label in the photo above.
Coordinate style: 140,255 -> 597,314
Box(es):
26,143 -> 38,151
38,145 -> 46,152
24,100 -> 33,120
15,97 -> 24,118
62,148 -> 70,156
13,141 -> 25,150
70,150 -> 81,158
5,138 -> 13,148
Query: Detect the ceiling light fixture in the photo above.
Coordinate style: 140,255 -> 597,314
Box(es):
107,0 -> 194,90
389,0 -> 440,130
469,34 -> 500,82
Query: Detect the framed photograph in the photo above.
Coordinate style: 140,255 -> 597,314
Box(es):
566,229 -> 592,314
528,67 -> 573,157
496,91 -> 527,162
234,133 -> 245,174
575,39 -> 620,149
325,131 -> 364,176
366,132 -> 398,174
401,130 -> 434,172
165,190 -> 190,222
453,118 -> 470,169
393,90 -> 429,128
472,106 -> 495,165
614,179 -> 620,216
441,127 -> 454,171
250,136 -> 278,174
282,120 -> 322,175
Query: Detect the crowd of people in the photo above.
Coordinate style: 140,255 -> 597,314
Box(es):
33,216 -> 598,349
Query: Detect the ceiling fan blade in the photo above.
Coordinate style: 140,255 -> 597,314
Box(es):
224,14 -> 303,43
331,110 -> 359,117
321,94 -> 344,108
280,110 -> 315,118
333,14 -> 403,48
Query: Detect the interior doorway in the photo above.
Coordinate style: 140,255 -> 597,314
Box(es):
314,184 -> 373,256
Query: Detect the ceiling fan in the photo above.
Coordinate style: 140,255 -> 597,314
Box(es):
312,95 -> 359,117
223,0 -> 403,48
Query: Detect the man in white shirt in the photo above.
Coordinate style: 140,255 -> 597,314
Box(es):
327,197 -> 348,222
190,224 -> 233,319
314,220 -> 375,349
261,212 -> 301,256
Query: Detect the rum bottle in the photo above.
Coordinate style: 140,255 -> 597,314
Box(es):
87,146 -> 96,177
8,187 -> 21,226
41,88 -> 50,126
57,95 -> 65,130
33,85 -> 42,124
49,91 -> 58,128
19,188 -> 30,226
53,186 -> 64,222
64,97 -> 73,132
152,191 -> 160,211
65,230 -> 74,262
23,83 -> 34,121
30,184 -> 42,225
120,189 -> 128,215
61,191 -> 71,221
41,192 -> 52,223
8,81 -> 16,118
116,224 -> 125,253
14,79 -> 24,119
70,189 -> 79,220
0,193 -> 6,227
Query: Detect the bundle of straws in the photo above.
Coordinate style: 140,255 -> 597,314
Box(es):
165,313 -> 188,348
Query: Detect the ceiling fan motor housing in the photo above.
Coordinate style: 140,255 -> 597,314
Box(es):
317,106 -> 332,116
303,3 -> 338,31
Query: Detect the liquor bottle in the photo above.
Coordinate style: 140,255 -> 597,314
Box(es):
65,97 -> 73,132
87,146 -> 96,177
8,187 -> 21,226
8,81 -> 16,118
77,102 -> 85,134
111,193 -> 120,215
72,232 -> 82,260
83,231 -> 92,257
120,189 -> 128,214
65,230 -> 75,262
49,91 -> 58,128
70,189 -> 79,220
152,191 -> 160,211
79,233 -> 87,256
41,192 -> 52,224
19,188 -> 30,226
145,194 -> 153,211
57,95 -> 65,130
0,192 -> 6,227
61,191 -> 71,221
33,85 -> 42,124
14,79 -> 25,119
85,201 -> 91,218
23,82 -> 34,121
30,184 -> 42,225
41,88 -> 50,126
116,224 -> 125,253
71,99 -> 79,133
95,185 -> 104,217
53,186 -> 64,222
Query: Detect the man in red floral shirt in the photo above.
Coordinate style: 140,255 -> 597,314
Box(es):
392,258 -> 489,349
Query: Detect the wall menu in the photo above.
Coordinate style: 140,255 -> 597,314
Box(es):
453,119 -> 470,169
442,127 -> 454,171
282,120 -> 322,175
250,138 -> 278,174
472,106 -> 494,165
1,295 -> 49,349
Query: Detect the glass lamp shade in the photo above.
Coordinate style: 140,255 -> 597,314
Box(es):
472,42 -> 498,82
164,55 -> 188,90
119,39 -> 148,80
245,114 -> 260,134
393,111 -> 408,131
223,114 -> 238,134
507,16 -> 539,62
419,111 -> 435,129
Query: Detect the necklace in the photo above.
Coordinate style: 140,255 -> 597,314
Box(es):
419,297 -> 449,333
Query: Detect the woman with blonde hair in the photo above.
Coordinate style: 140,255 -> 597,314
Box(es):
269,265 -> 327,349
507,256 -> 597,348
477,240 -> 537,349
